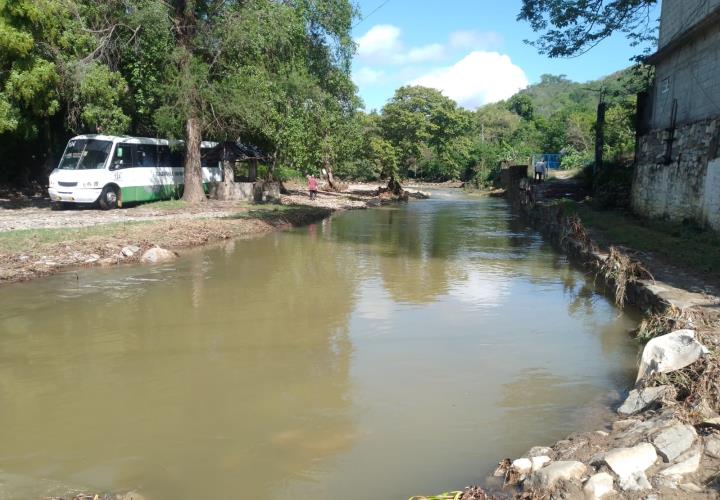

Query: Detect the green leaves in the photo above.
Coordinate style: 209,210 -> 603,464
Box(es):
74,63 -> 131,134
518,0 -> 658,58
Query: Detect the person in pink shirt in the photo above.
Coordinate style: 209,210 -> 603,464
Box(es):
307,175 -> 318,200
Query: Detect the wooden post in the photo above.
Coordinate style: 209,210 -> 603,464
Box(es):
248,159 -> 257,181
594,101 -> 606,175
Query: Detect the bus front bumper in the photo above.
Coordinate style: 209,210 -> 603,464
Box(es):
48,187 -> 102,204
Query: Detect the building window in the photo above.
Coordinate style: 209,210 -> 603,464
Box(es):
661,76 -> 671,95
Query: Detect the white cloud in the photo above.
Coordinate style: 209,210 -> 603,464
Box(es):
412,51 -> 528,109
449,30 -> 503,51
357,24 -> 403,65
354,67 -> 385,86
406,43 -> 446,63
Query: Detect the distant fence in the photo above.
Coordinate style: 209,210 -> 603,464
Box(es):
531,153 -> 561,169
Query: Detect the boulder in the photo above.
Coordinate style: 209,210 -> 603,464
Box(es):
636,329 -> 708,382
527,460 -> 586,489
140,247 -> 178,264
531,455 -> 551,472
618,386 -> 671,416
659,447 -> 702,476
583,472 -> 615,499
705,434 -> 720,458
512,458 -> 533,475
121,245 -> 141,257
618,471 -> 652,491
653,423 -> 696,462
603,443 -> 657,479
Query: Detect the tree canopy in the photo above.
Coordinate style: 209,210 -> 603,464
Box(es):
518,0 -> 658,58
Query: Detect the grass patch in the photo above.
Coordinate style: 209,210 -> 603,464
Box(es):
0,222 -> 151,253
560,200 -> 720,281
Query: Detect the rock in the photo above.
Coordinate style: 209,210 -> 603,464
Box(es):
636,329 -> 709,382
512,458 -> 533,475
527,460 -> 586,489
583,472 -> 615,499
604,443 -> 657,479
659,447 -> 702,476
140,246 -> 178,264
98,257 -> 116,266
527,446 -> 554,458
85,253 -> 100,263
121,245 -> 141,257
595,431 -> 609,437
653,423 -> 696,462
704,433 -> 720,458
613,419 -> 640,432
618,471 -> 652,491
679,483 -> 704,493
531,455 -> 551,472
618,386 -> 671,416
119,491 -> 147,500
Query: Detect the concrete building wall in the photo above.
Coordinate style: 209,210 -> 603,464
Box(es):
659,0 -> 720,47
632,1 -> 720,229
632,117 -> 720,230
650,24 -> 720,129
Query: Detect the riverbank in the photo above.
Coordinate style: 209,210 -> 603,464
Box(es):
0,186 -> 377,285
433,176 -> 720,499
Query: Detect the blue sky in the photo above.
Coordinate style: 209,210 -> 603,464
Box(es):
351,0 -> 660,111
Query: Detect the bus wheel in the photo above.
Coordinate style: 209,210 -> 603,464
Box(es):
99,185 -> 119,210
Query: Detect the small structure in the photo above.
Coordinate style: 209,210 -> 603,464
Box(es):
634,0 -> 720,229
203,142 -> 276,202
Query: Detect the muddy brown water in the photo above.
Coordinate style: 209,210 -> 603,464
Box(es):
0,192 -> 640,499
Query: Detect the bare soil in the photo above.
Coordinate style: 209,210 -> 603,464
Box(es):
0,187 -> 377,285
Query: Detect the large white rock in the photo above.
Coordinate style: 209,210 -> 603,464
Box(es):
531,455 -> 551,472
618,471 -> 652,491
636,329 -> 708,382
512,458 -> 533,475
527,460 -> 586,489
659,447 -> 702,476
583,472 -> 615,499
618,386 -> 670,416
604,443 -> 657,479
527,446 -> 554,457
140,247 -> 178,264
653,423 -> 696,462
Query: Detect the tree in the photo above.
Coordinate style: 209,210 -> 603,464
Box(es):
518,0 -> 657,58
153,0 -> 357,203
508,93 -> 535,120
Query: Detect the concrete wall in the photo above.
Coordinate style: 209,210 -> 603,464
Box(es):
659,0 -> 720,48
632,116 -> 720,229
650,26 -> 720,129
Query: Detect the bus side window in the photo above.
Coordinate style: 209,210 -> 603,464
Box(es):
158,146 -> 172,168
111,143 -> 135,169
170,149 -> 183,169
135,144 -> 158,168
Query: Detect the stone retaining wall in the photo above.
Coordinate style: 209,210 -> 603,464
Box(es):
632,115 -> 720,230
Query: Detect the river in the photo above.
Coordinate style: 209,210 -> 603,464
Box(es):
0,192 -> 640,499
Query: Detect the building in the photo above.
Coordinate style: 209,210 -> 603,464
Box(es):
633,0 -> 720,229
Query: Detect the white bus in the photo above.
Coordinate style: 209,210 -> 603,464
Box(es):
48,135 -> 221,209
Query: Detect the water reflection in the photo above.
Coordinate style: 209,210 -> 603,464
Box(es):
0,192 -> 640,500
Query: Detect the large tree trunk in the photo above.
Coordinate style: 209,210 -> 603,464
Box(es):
323,156 -> 339,191
182,115 -> 206,203
214,143 -> 236,200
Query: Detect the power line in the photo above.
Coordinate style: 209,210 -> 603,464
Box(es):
353,0 -> 392,28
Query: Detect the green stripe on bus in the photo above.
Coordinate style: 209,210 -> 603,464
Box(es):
120,183 -> 212,203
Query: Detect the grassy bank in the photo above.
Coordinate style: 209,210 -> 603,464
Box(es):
559,200 -> 720,288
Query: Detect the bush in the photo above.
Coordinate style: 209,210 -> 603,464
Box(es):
592,163 -> 634,209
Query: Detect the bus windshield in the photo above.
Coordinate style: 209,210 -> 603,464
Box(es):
58,139 -> 113,170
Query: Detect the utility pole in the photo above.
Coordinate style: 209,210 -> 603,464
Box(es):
594,95 -> 606,176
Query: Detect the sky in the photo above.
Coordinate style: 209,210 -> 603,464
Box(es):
350,0 -> 661,111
